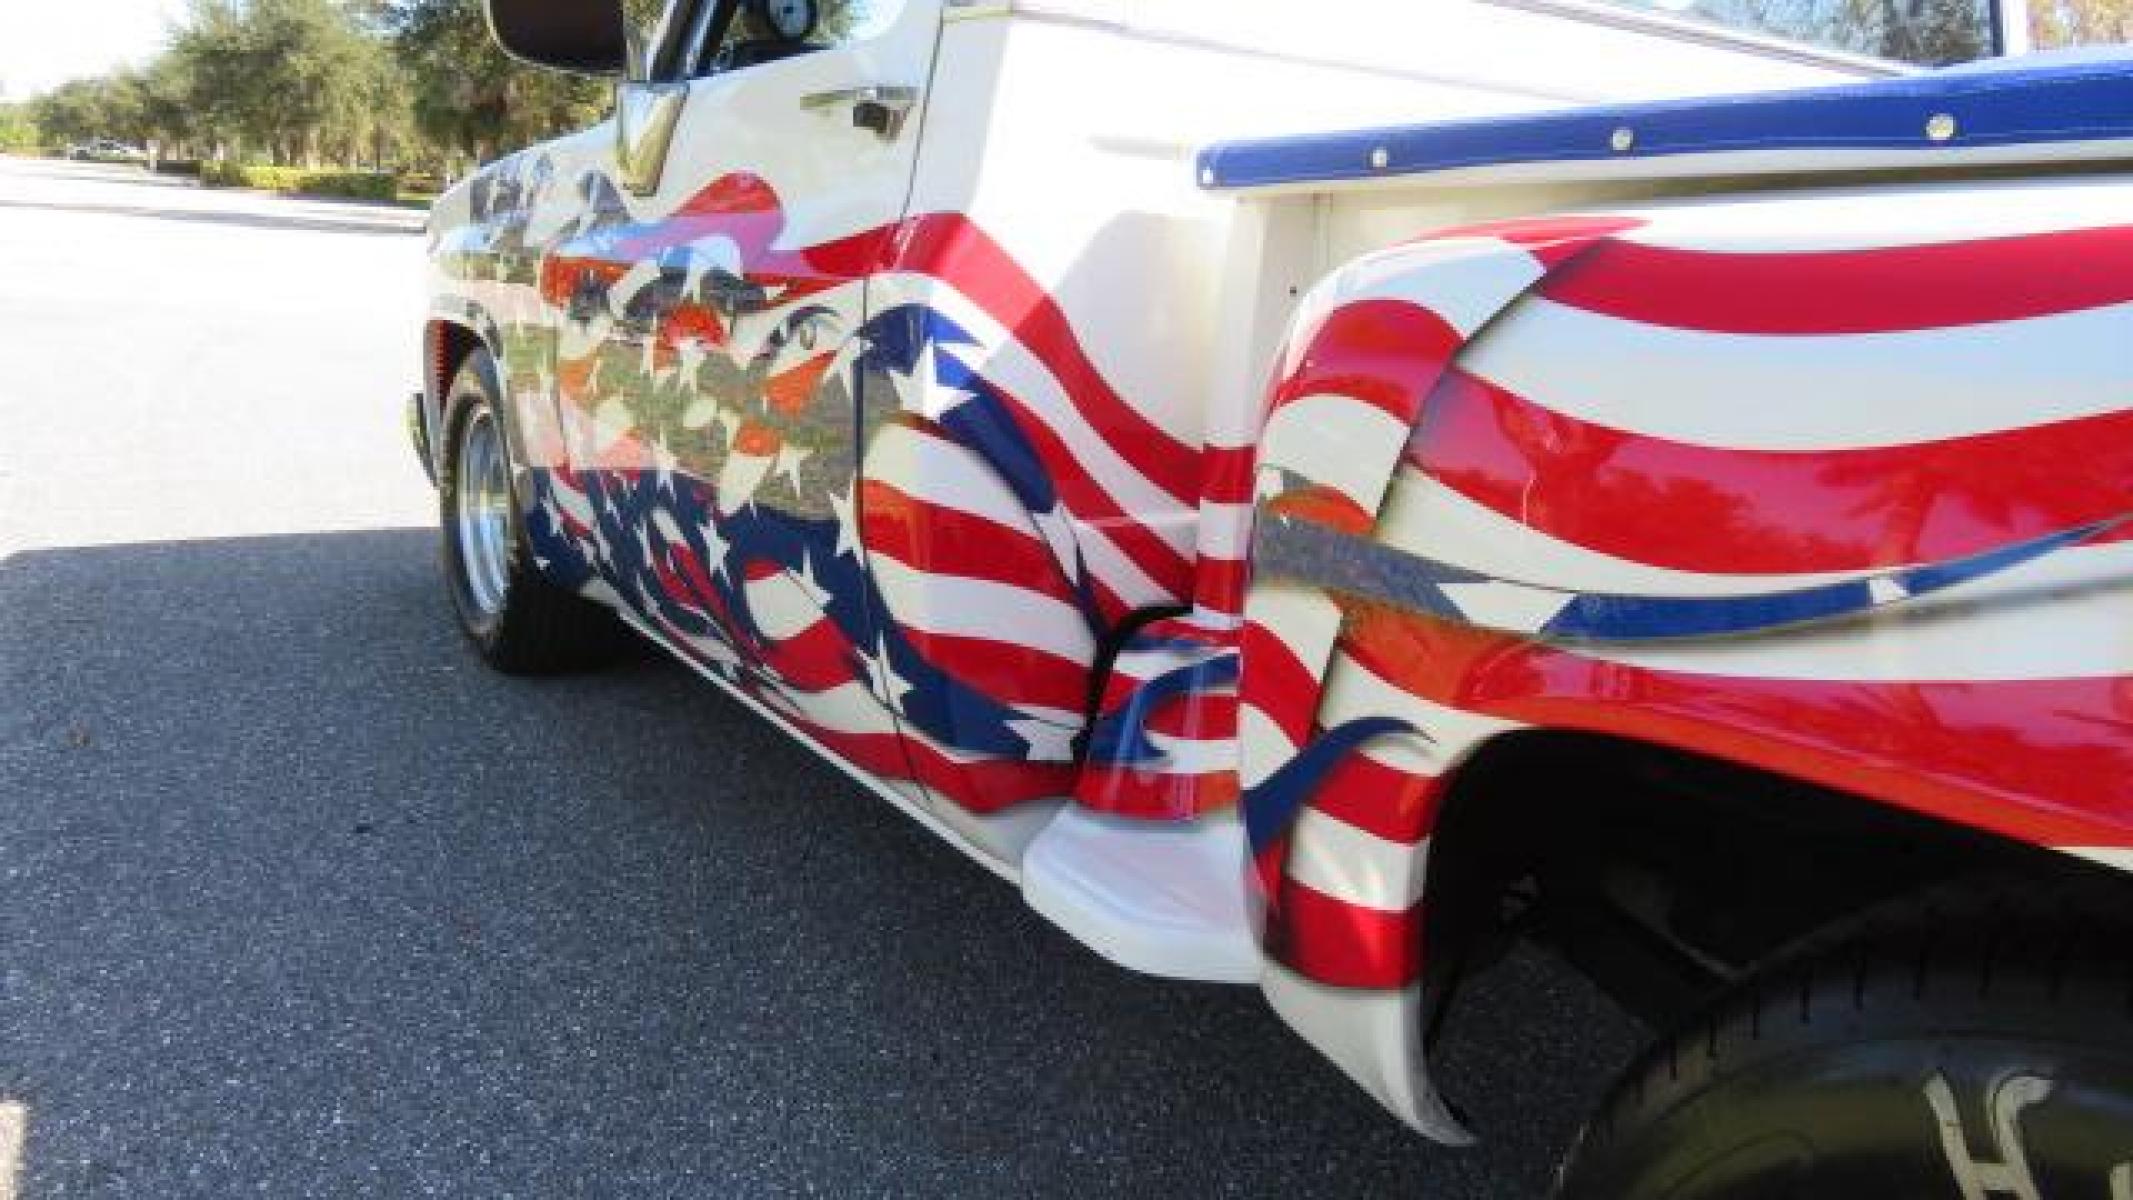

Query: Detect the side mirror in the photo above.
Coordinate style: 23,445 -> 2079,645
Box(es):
484,0 -> 628,77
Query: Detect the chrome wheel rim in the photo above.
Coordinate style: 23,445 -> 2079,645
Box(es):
454,409 -> 513,617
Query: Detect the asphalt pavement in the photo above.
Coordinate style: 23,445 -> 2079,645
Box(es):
0,155 -> 1641,1197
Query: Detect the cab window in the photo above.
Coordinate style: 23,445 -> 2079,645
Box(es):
686,0 -> 904,76
1595,0 -> 1992,65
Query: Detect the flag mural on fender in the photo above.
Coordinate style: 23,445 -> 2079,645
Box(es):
1238,197 -> 2133,996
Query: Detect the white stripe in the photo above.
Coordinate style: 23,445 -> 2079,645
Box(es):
1614,177 -> 2133,255
1329,236 -> 1544,340
1196,500 -> 1256,560
1260,394 -> 1410,509
1462,295 -> 2133,451
866,419 -> 1051,534
1142,729 -> 1239,777
1072,515 -> 1179,608
870,555 -> 1096,665
1379,468 -> 1870,596
1438,579 -> 1574,633
744,572 -> 829,642
2064,846 -> 2133,875
760,679 -> 901,738
878,274 -> 1197,554
1237,703 -> 1302,791
863,372 -> 1178,609
1589,539 -> 2133,682
548,475 -> 597,529
1287,814 -> 1427,911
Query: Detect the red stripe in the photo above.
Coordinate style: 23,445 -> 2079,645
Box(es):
1140,688 -> 1237,742
1308,753 -> 1444,845
893,212 -> 1202,505
1200,444 -> 1259,506
900,740 -> 1075,814
1272,298 -> 1461,425
1239,620 -> 1322,746
1337,603 -> 2133,853
1410,367 -> 2133,576
1537,223 -> 2133,334
899,628 -> 1091,714
1268,880 -> 1422,989
753,617 -> 856,692
1192,556 -> 1250,618
985,379 -> 1195,603
859,479 -> 1078,597
782,719 -> 916,785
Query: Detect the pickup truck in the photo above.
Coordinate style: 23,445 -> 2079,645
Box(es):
411,0 -> 2133,1191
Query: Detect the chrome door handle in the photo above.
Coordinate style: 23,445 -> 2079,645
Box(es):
799,85 -> 919,140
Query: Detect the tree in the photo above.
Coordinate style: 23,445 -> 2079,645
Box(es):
388,0 -> 607,172
0,102 -> 38,152
13,0 -> 632,175
2032,0 -> 2133,46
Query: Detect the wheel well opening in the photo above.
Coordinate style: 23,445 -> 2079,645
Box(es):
1418,730 -> 2133,1044
426,320 -> 482,412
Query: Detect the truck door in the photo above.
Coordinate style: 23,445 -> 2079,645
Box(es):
542,0 -> 941,778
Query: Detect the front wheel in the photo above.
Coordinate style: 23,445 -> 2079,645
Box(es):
1556,885 -> 2133,1199
437,348 -> 625,674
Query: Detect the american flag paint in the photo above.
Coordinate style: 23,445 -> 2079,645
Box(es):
1241,183 -> 2133,993
438,150 -> 2133,1011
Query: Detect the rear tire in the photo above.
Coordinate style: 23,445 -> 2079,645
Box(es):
1555,880 -> 2133,1199
438,347 -> 625,674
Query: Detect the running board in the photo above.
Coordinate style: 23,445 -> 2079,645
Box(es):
1021,807 -> 1263,984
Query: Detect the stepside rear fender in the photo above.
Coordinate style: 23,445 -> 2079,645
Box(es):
1236,177 -> 2133,1138
1238,217 -> 1631,1140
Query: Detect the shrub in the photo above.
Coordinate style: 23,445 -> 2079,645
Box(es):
153,158 -> 203,178
198,161 -> 397,201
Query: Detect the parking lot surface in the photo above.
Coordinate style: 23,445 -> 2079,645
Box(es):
0,156 -> 1639,1197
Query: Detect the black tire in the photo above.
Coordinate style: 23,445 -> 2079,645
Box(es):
437,347 -> 626,674
1556,879 -> 2133,1199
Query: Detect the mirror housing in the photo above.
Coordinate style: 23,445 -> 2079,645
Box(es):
484,0 -> 628,77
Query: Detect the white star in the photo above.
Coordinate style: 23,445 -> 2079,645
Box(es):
772,441 -> 812,491
1007,716 -> 1078,763
925,341 -> 992,418
789,550 -> 833,610
700,515 -> 732,581
649,438 -> 679,493
712,405 -> 744,447
676,337 -> 711,383
861,635 -> 913,712
873,333 -> 931,414
827,485 -> 862,560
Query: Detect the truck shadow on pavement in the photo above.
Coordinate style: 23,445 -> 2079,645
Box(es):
0,529 -> 1637,1197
